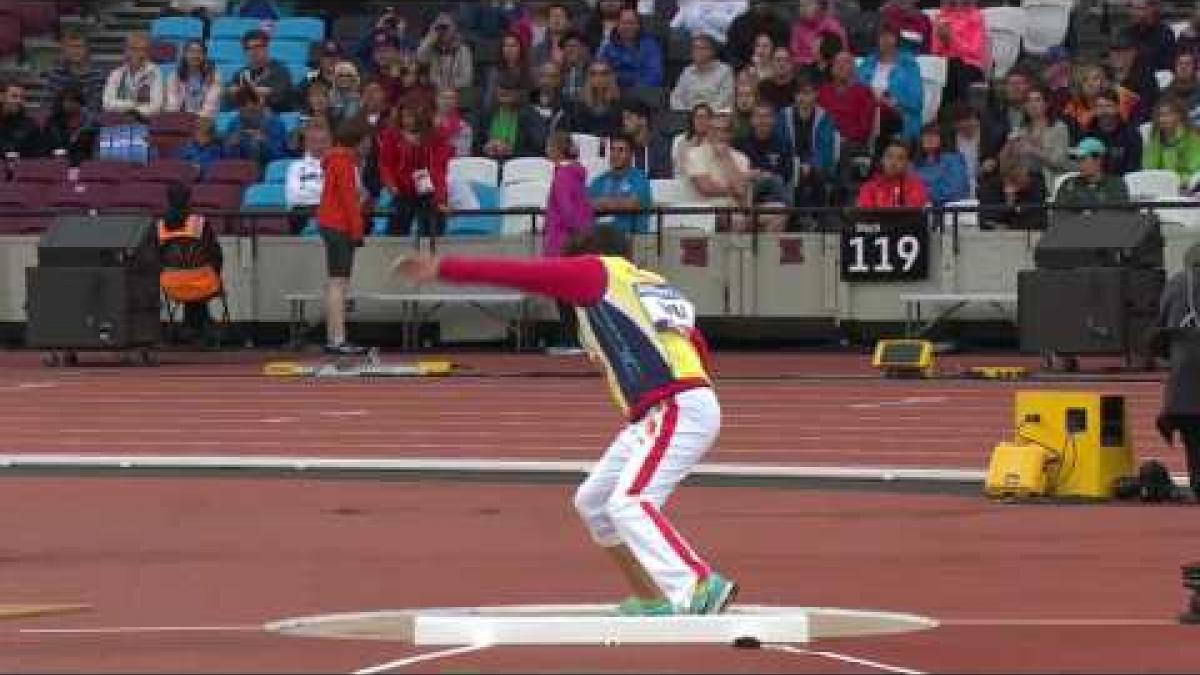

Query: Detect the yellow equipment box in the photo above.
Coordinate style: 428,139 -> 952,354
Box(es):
1011,391 -> 1135,499
985,442 -> 1055,499
872,339 -> 934,378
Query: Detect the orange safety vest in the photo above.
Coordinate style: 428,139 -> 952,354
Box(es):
158,214 -> 222,303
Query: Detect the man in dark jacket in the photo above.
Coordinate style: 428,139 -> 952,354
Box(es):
1151,243 -> 1200,500
0,82 -> 44,161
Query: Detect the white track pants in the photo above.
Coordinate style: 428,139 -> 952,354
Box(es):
572,387 -> 721,609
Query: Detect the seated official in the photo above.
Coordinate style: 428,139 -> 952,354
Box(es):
158,181 -> 224,344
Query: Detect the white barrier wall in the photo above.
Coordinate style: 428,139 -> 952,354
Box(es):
4,227 -> 1200,329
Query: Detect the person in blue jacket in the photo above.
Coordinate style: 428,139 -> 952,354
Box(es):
779,76 -> 838,205
913,122 -> 970,205
222,85 -> 287,166
597,6 -> 663,90
855,25 -> 923,141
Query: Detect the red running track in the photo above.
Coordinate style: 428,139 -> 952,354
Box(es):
0,350 -> 1197,673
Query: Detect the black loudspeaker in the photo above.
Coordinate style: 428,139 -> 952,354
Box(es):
1018,267 -> 1164,354
25,267 -> 161,349
37,215 -> 159,272
1035,211 -> 1163,269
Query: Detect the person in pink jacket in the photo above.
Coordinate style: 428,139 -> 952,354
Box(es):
790,0 -> 847,67
543,130 -> 594,257
930,0 -> 988,107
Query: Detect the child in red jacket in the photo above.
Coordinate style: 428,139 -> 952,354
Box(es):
316,119 -> 371,355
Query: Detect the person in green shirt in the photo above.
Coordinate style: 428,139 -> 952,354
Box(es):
1143,98 -> 1200,181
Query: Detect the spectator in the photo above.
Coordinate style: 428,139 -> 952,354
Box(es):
781,76 -> 837,205
544,131 -> 594,257
44,32 -> 105,115
622,98 -> 673,179
880,0 -> 931,54
1062,63 -> 1140,131
289,82 -> 339,158
583,0 -> 631,51
231,0 -> 281,20
434,88 -> 474,158
726,0 -> 790,69
560,31 -> 593,103
286,122 -> 330,234
790,0 -> 847,68
913,123 -> 969,206
589,131 -> 653,233
568,60 -> 624,136
1054,137 -> 1130,208
177,116 -> 224,177
1125,0 -> 1176,73
799,30 -> 841,87
856,138 -> 929,207
671,35 -> 734,112
458,0 -> 527,42
744,33 -> 778,82
41,86 -> 98,166
102,33 -> 164,118
951,103 -> 991,193
929,0 -> 986,108
476,74 -> 540,160
380,102 -> 451,236
757,46 -> 799,109
985,69 -> 1033,144
1143,98 -> 1200,180
418,13 -> 474,91
0,83 -> 44,160
364,31 -> 405,100
356,9 -> 419,67
1083,88 -> 1143,176
484,32 -> 535,107
734,101 -> 792,231
1164,52 -> 1200,113
684,111 -> 756,230
351,80 -> 391,200
673,102 -> 714,175
856,24 -> 923,141
597,7 -> 664,89
226,29 -> 293,114
164,39 -> 221,119
316,119 -> 372,355
1178,2 -> 1200,58
1110,34 -> 1159,118
391,56 -> 436,112
158,181 -> 225,344
529,63 -> 568,156
669,0 -> 747,45
532,2 -> 573,67
308,40 -> 343,94
330,61 -> 363,121
1043,48 -> 1074,113
817,51 -> 877,154
222,85 -> 287,165
976,160 -> 1048,229
997,85 -> 1072,189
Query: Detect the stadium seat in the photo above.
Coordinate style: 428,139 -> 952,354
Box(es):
273,17 -> 324,44
240,182 -> 290,234
983,7 -> 1024,79
8,0 -> 57,36
12,158 -> 69,184
1021,0 -> 1071,56
48,183 -> 106,211
159,62 -> 178,82
649,178 -> 716,232
190,183 -> 246,234
286,61 -> 309,87
1125,170 -> 1182,201
150,112 -> 198,136
207,39 -> 246,68
205,159 -> 260,186
448,157 -> 500,187
571,133 -> 607,163
78,159 -> 135,185
211,16 -> 261,42
582,156 -> 608,182
0,15 -> 20,59
500,157 -> 554,187
151,16 -> 204,43
109,182 -> 170,212
446,180 -> 503,236
151,39 -> 180,64
268,39 -> 309,65
1051,171 -> 1079,200
139,159 -> 199,184
215,111 -> 237,136
916,55 -> 947,125
500,181 -> 549,234
1156,70 -> 1174,90
263,159 -> 293,184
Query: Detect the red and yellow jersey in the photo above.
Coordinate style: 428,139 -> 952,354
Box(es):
437,254 -> 713,421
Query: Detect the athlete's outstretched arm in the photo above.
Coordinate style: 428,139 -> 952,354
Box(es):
393,254 -> 608,306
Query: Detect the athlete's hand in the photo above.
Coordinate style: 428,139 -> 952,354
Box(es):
392,254 -> 439,284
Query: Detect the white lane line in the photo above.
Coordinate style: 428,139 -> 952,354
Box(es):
18,625 -> 260,634
353,644 -> 491,675
765,644 -> 926,675
941,618 -> 1178,627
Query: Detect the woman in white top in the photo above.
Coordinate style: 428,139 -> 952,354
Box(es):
164,39 -> 221,118
672,102 -> 714,176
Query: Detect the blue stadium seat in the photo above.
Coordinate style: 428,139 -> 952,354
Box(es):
268,39 -> 309,65
372,189 -> 393,235
215,111 -> 237,137
273,17 -> 324,44
159,63 -> 177,83
207,39 -> 245,68
264,159 -> 293,184
241,182 -> 287,209
279,112 -> 301,136
211,16 -> 262,42
151,16 -> 204,43
285,61 -> 310,87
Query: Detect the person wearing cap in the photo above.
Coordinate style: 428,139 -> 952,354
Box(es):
670,34 -> 734,112
1148,242 -> 1200,501
1053,137 -> 1129,209
621,98 -> 674,180
307,40 -> 342,94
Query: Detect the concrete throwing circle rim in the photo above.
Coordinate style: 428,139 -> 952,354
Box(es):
264,604 -> 939,646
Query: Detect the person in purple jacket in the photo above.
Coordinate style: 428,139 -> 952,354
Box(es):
544,130 -> 594,353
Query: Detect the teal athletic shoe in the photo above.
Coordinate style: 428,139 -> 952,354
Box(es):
617,596 -> 675,616
689,573 -> 739,615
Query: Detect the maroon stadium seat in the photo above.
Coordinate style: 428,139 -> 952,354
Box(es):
12,158 -> 68,184
138,158 -> 198,184
48,182 -> 106,211
204,159 -> 260,187
78,159 -> 135,184
9,1 -> 58,36
108,181 -> 169,212
151,133 -> 191,159
96,111 -> 140,127
190,183 -> 244,234
0,15 -> 19,59
149,112 -> 198,136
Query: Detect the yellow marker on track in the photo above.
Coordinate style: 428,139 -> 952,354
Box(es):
0,604 -> 91,620
263,359 -> 456,378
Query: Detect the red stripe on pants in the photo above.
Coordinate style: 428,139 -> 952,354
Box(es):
639,501 -> 711,580
627,399 -> 679,496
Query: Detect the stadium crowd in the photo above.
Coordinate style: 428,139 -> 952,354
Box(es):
1,0 -> 1200,236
